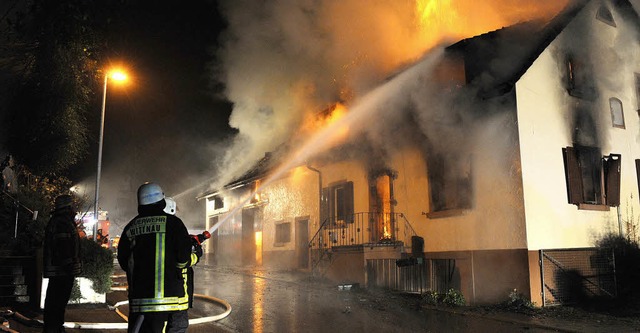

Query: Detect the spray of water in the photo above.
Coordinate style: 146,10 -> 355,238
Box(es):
207,47 -> 445,234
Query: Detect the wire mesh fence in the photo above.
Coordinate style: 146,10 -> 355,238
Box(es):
541,248 -> 616,306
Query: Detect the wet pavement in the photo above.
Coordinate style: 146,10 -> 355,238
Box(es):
3,255 -> 640,332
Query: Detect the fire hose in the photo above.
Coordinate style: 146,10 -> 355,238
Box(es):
57,293 -> 232,330
8,231 -> 230,330
0,294 -> 231,331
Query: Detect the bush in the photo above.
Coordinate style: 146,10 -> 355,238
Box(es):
442,288 -> 465,306
595,234 -> 640,306
421,288 -> 465,307
79,238 -> 114,294
421,290 -> 439,305
503,289 -> 536,311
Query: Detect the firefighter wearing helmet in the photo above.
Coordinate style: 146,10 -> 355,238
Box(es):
117,183 -> 201,332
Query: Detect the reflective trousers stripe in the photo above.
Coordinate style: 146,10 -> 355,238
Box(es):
155,233 -> 166,298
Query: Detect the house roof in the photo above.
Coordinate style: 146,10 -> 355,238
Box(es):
446,0 -> 640,98
445,0 -> 589,98
200,0 -> 640,199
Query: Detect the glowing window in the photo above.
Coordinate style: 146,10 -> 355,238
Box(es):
610,98 -> 625,128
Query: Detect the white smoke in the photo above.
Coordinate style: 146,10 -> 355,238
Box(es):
212,0 -> 433,189
210,0 -> 575,191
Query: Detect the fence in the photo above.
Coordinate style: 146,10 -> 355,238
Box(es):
366,258 -> 458,294
540,248 -> 616,306
309,212 -> 417,273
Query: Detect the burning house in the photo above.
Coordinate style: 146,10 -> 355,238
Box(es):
199,0 -> 640,305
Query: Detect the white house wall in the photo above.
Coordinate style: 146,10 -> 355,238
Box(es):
389,115 -> 527,253
516,1 -> 640,250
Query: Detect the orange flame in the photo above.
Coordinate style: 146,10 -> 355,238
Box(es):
297,102 -> 350,150
414,0 -> 568,51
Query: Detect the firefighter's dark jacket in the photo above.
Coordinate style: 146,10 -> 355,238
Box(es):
43,207 -> 82,278
117,200 -> 198,313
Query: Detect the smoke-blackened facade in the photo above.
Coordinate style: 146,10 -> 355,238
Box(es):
201,0 -> 640,305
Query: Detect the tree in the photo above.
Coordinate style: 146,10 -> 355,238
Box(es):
1,0 -> 115,175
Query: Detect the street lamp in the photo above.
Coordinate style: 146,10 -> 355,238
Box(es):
94,69 -> 127,241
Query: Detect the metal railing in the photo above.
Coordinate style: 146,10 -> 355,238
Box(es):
366,258 -> 457,294
309,212 -> 417,273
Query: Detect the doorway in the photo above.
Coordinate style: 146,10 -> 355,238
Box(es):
296,217 -> 309,269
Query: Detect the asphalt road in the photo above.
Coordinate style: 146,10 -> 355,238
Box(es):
6,256 -> 640,332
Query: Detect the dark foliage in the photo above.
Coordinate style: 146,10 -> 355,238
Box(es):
1,0 -> 118,174
78,237 -> 113,294
595,234 -> 640,310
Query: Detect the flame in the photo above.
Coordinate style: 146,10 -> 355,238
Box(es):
297,102 -> 350,151
414,0 -> 568,51
383,225 -> 391,239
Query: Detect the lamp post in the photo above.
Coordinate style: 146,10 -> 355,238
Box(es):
94,70 -> 127,241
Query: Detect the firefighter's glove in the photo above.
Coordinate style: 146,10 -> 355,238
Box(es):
193,244 -> 203,259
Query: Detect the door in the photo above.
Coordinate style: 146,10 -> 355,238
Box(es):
242,208 -> 256,266
296,218 -> 309,269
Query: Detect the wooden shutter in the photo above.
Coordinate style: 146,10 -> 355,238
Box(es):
636,159 -> 640,204
320,187 -> 330,225
345,181 -> 354,223
604,154 -> 621,206
563,147 -> 583,204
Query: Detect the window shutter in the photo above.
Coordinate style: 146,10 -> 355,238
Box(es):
345,181 -> 354,223
604,154 -> 621,206
320,187 -> 330,225
563,147 -> 583,204
636,159 -> 640,204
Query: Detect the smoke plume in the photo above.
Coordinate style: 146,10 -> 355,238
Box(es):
211,0 -> 570,190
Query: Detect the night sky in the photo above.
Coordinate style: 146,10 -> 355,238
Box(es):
4,0 -> 640,233
74,0 -> 234,229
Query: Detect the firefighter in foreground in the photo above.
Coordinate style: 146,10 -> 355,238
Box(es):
162,197 -> 204,332
117,183 -> 201,332
43,194 -> 82,333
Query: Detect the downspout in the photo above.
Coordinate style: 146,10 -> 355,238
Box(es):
617,206 -> 623,237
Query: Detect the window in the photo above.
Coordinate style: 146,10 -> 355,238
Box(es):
210,196 -> 224,209
636,160 -> 640,204
566,56 -> 595,99
610,98 -> 625,128
563,146 -> 620,209
321,181 -> 354,225
275,222 -> 291,244
427,152 -> 472,215
596,5 -> 616,27
635,73 -> 640,111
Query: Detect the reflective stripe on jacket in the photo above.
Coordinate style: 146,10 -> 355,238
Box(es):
117,205 -> 195,313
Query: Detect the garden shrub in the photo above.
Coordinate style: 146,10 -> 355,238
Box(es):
503,289 -> 536,311
421,288 -> 465,307
442,288 -> 465,306
79,238 -> 114,294
421,290 -> 439,305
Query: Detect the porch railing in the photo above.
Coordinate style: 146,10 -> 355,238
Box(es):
309,212 -> 417,273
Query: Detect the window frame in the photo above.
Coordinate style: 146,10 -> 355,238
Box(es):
321,181 -> 354,227
635,73 -> 640,113
563,146 -> 621,210
596,5 -> 617,27
426,152 -> 473,218
274,221 -> 291,246
609,97 -> 625,129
